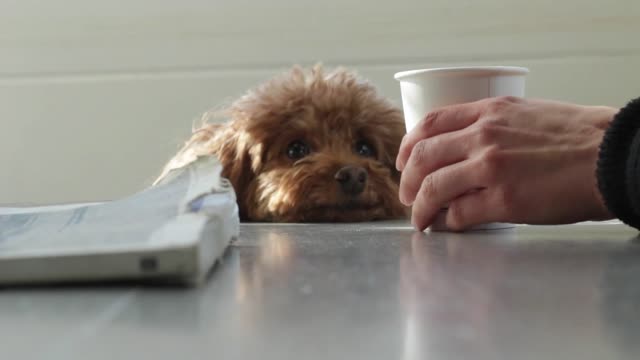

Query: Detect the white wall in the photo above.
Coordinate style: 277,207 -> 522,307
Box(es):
2,0 -> 640,204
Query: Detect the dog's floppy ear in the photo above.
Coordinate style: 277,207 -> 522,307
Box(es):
154,123 -> 223,185
154,123 -> 255,212
211,124 -> 257,201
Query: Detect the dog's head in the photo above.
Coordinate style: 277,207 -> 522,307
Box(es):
164,65 -> 408,222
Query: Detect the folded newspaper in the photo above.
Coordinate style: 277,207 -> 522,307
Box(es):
0,157 -> 239,286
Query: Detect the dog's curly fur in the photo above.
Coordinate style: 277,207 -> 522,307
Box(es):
156,65 -> 408,222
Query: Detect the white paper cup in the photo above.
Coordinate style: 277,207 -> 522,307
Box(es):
394,66 -> 529,232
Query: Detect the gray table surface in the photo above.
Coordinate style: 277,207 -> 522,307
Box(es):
2,220 -> 640,360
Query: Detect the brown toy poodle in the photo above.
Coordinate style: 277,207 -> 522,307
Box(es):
156,65 -> 408,222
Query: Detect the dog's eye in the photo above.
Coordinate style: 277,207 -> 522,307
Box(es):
355,140 -> 376,157
287,140 -> 311,160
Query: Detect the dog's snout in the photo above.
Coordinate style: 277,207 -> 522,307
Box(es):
334,166 -> 367,195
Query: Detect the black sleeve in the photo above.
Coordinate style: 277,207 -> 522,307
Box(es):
597,97 -> 640,229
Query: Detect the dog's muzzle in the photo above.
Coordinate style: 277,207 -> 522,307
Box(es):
334,166 -> 367,195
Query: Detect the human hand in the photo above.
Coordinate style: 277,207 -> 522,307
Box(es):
396,96 -> 618,231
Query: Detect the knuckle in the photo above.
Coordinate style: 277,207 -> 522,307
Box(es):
420,110 -> 442,133
446,204 -> 466,231
483,116 -> 507,127
500,95 -> 521,104
473,122 -> 500,146
478,147 -> 504,183
483,145 -> 503,164
486,96 -> 520,114
411,139 -> 431,165
421,174 -> 439,197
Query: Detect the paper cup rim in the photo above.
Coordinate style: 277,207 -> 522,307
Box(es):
394,66 -> 529,81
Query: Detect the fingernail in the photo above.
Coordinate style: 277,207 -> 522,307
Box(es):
395,158 -> 404,171
411,217 -> 425,232
399,194 -> 413,206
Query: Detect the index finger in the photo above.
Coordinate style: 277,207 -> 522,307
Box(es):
396,101 -> 484,171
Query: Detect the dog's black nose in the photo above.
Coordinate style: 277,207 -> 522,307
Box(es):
334,166 -> 367,195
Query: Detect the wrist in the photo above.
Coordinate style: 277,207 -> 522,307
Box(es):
585,105 -> 619,130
